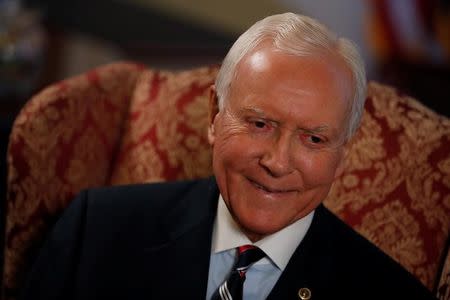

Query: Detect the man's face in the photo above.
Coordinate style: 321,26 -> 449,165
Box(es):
208,46 -> 353,242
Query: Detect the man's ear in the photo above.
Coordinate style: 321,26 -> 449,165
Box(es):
207,85 -> 220,145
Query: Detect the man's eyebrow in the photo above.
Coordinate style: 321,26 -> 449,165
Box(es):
302,125 -> 331,134
238,107 -> 282,125
238,107 -> 266,117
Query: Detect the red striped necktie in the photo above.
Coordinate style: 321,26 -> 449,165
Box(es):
212,245 -> 266,300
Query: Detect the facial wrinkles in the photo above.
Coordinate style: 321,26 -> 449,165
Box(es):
218,107 -> 342,191
236,104 -> 346,153
234,70 -> 348,150
277,54 -> 352,142
217,107 -> 247,140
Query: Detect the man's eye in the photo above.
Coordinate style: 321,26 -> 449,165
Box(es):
254,121 -> 266,128
309,135 -> 323,144
301,134 -> 324,145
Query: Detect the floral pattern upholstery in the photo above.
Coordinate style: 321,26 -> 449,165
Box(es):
3,62 -> 144,299
3,62 -> 450,299
326,83 -> 450,292
109,66 -> 217,184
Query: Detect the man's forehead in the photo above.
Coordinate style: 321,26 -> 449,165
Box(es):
234,45 -> 338,84
233,42 -> 278,78
225,46 -> 353,145
231,45 -> 355,114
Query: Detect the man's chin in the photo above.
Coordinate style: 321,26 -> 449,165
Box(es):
237,217 -> 289,242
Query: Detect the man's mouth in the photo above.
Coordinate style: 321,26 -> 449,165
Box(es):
248,178 -> 294,194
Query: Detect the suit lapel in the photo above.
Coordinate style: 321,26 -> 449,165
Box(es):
267,205 -> 335,300
139,217 -> 215,299
127,178 -> 219,299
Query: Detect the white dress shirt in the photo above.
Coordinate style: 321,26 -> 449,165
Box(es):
206,195 -> 314,299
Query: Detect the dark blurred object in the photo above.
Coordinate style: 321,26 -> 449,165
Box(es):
0,0 -> 47,110
13,0 -> 234,98
368,0 -> 450,116
24,0 -> 233,61
0,116 -> 12,293
368,0 -> 449,63
378,60 -> 450,116
0,0 -> 46,291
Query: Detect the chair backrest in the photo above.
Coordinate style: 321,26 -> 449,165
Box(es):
3,62 -> 450,299
109,64 -> 219,184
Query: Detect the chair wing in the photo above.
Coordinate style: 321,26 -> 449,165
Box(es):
3,62 -> 144,299
325,82 -> 450,292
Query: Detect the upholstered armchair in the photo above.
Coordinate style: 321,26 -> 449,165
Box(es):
2,62 -> 450,300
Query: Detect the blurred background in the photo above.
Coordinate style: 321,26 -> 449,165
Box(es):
0,0 -> 449,282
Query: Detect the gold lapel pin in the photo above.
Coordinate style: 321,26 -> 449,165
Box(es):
298,287 -> 311,300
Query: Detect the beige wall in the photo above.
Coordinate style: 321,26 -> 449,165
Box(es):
127,0 -> 288,35
123,0 -> 373,73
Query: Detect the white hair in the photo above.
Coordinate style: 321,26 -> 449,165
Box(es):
215,12 -> 367,139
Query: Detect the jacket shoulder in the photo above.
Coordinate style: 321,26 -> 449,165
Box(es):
79,178 -> 214,218
61,178 -> 217,242
314,205 -> 434,298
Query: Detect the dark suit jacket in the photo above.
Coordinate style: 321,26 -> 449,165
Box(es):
21,178 -> 435,299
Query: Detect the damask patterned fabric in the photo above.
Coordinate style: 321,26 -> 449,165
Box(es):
3,62 -> 450,300
109,66 -> 218,184
3,62 -> 145,299
325,83 -> 450,292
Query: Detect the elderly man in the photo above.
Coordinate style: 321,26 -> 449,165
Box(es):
22,13 -> 435,300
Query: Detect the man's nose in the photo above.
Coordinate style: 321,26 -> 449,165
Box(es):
259,134 -> 294,177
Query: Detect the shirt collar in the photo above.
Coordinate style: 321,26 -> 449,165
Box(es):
211,194 -> 314,271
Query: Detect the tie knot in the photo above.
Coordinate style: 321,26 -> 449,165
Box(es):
235,245 -> 265,270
